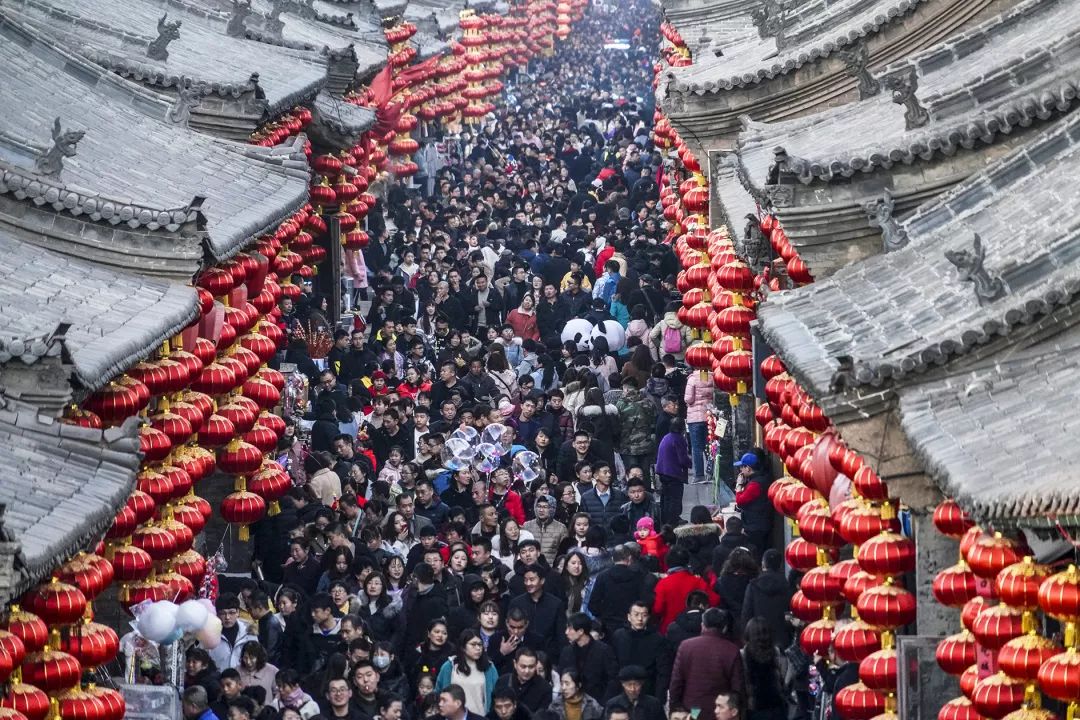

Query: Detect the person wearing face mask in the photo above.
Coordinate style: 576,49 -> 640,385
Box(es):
373,641 -> 411,700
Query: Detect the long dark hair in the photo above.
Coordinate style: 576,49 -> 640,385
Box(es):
496,517 -> 521,559
536,353 -> 557,389
743,617 -> 778,663
362,571 -> 392,609
452,629 -> 492,675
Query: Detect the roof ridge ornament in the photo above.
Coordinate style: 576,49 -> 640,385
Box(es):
34,118 -> 84,178
838,41 -> 880,100
168,77 -> 205,126
945,233 -> 1006,306
226,0 -> 253,37
864,188 -> 909,252
148,13 -> 181,61
883,68 -> 929,130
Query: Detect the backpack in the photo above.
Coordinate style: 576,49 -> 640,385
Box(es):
662,325 -> 683,354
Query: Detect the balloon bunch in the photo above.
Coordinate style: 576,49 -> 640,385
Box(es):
131,599 -> 221,648
441,425 -> 513,474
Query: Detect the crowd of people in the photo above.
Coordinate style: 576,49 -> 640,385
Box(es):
173,3 -> 819,720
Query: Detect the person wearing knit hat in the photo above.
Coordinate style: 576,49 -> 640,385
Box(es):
634,516 -> 668,572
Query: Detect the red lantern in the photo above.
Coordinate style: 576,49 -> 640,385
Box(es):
785,538 -> 822,572
853,467 -> 888,502
857,532 -> 916,577
996,558 -> 1050,610
131,524 -> 178,562
191,362 -> 237,396
136,468 -> 175,506
1037,649 -> 1080,703
843,571 -> 888,606
21,647 -> 81,690
962,597 -> 991,632
0,630 -> 26,672
840,506 -> 896,546
159,518 -> 195,553
120,579 -> 171,613
971,673 -> 1025,719
834,620 -> 882,663
834,683 -> 886,720
221,491 -> 266,541
55,553 -> 113,602
105,503 -> 138,540
934,499 -> 974,539
21,578 -> 86,626
217,398 -> 257,435
970,604 -> 1024,650
198,413 -> 236,448
1038,565 -> 1080,624
800,565 -> 844,603
798,505 -> 843,548
0,683 -> 49,720
800,618 -> 834,656
997,634 -> 1059,682
3,610 -> 48,654
62,622 -> 120,669
173,550 -> 208,587
150,409 -> 194,447
218,440 -> 263,476
242,377 -> 281,410
933,562 -> 978,608
936,631 -> 977,675
84,686 -> 125,720
858,647 -> 896,691
138,425 -> 172,464
157,571 -> 195,602
789,591 -> 835,623
108,544 -> 152,583
938,698 -> 982,720
856,582 -> 916,628
966,534 -> 1022,580
173,502 -> 208,536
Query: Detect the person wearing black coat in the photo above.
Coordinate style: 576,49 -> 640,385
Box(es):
610,605 -> 672,700
493,652 -> 553,714
740,550 -> 795,648
664,592 -> 709,652
587,546 -> 648,636
507,567 -> 567,659
606,666 -> 666,720
310,397 -> 341,454
398,565 -> 451,652
558,613 -> 619,703
672,507 -> 721,574
711,517 -> 755,576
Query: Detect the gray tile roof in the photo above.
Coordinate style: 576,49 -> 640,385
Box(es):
660,0 -> 762,56
736,0 -> 1080,188
0,232 -> 199,389
0,15 -> 310,261
3,0 -> 331,116
664,0 -> 922,94
756,109 -> 1080,410
0,410 -> 139,600
898,323 -> 1080,527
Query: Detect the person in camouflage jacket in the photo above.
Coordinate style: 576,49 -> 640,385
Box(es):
615,381 -> 657,482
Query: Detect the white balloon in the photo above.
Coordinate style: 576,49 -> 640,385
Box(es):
175,599 -> 209,632
591,320 -> 626,352
561,318 -> 595,351
137,601 -> 179,643
196,614 -> 223,649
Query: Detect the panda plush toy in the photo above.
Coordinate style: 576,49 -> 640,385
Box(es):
590,320 -> 626,353
561,318 -> 595,351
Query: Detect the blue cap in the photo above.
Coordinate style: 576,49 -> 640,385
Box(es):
733,452 -> 758,468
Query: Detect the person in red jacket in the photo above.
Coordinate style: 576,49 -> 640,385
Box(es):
652,546 -> 718,633
489,468 -> 525,524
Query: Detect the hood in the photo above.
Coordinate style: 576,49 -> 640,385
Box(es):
673,609 -> 702,631
662,312 -> 682,328
581,404 -> 618,417
753,571 -> 791,596
673,523 -> 721,538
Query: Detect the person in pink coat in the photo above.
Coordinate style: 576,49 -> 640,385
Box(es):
683,370 -> 713,483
